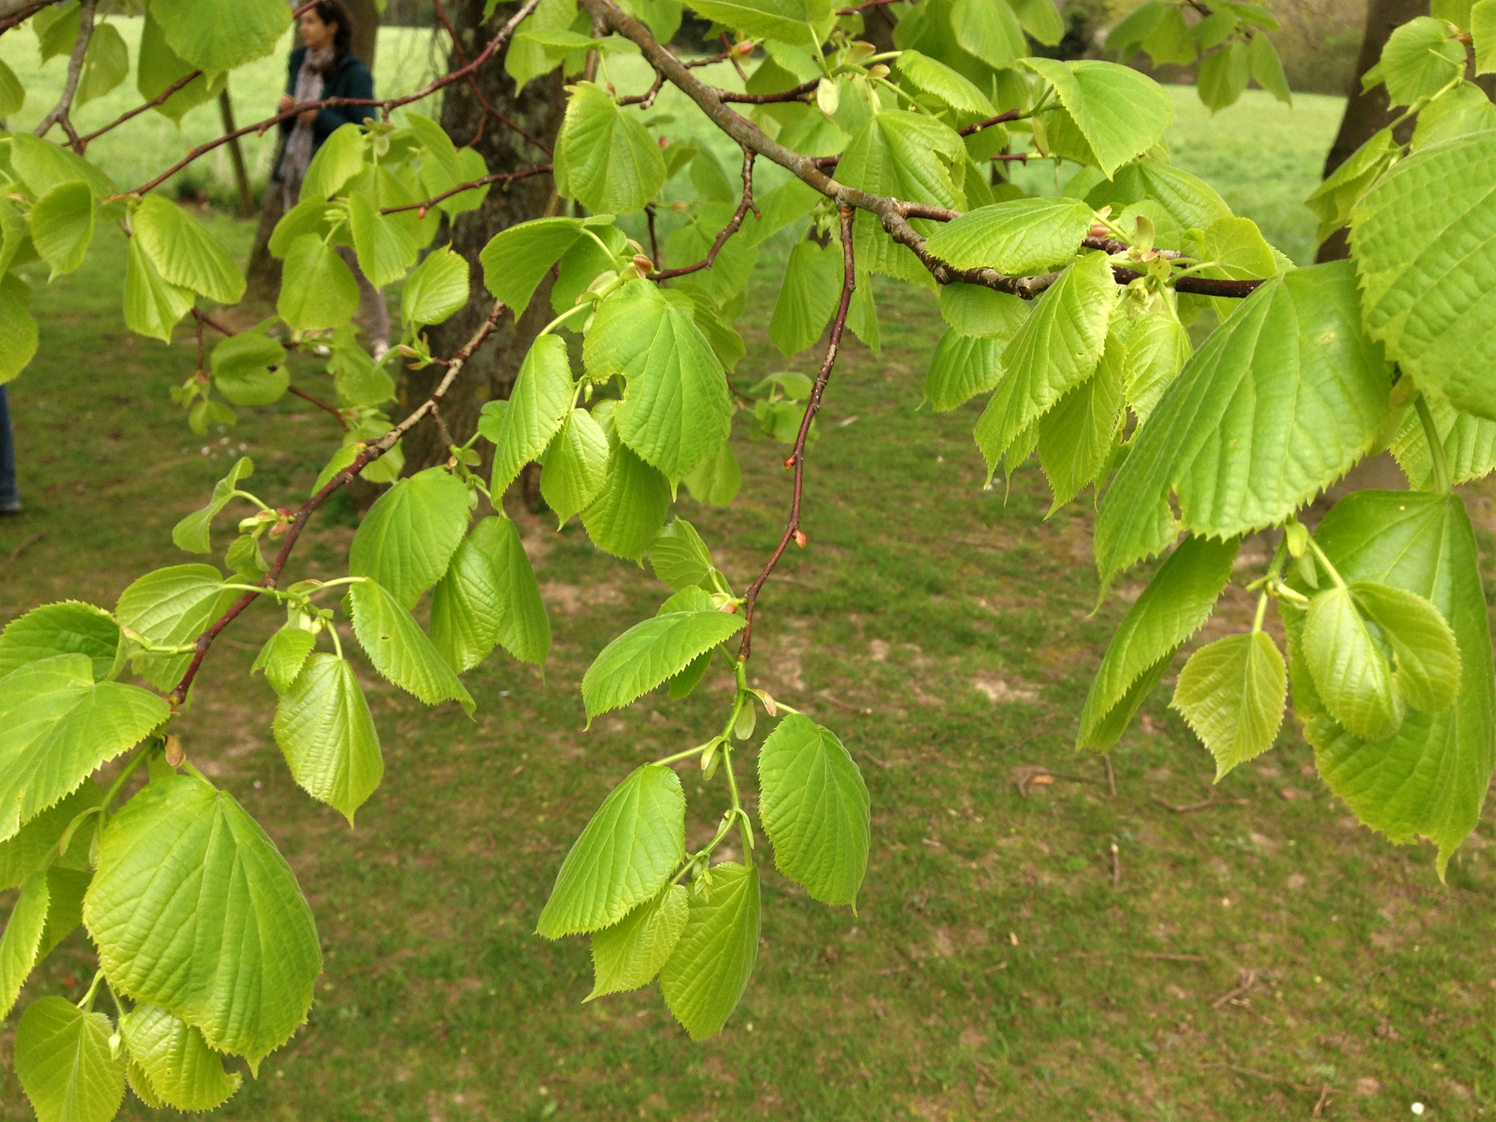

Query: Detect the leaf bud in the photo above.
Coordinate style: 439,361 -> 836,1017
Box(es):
783,455 -> 795,469
164,735 -> 185,767
632,253 -> 655,273
792,529 -> 808,548
732,38 -> 756,56
865,64 -> 889,80
418,206 -> 428,220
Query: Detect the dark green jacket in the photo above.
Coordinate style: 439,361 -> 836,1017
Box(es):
275,48 -> 376,178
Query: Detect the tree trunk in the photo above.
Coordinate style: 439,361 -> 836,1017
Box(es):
1314,0 -> 1427,262
398,0 -> 564,474
244,1 -> 381,305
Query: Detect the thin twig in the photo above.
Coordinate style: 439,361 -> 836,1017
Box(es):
381,165 -> 553,215
77,69 -> 204,147
4,532 -> 44,564
1151,793 -> 1250,814
619,72 -> 665,107
1211,969 -> 1258,1008
0,0 -> 57,35
288,386 -> 349,430
647,150 -> 756,280
189,307 -> 235,337
717,80 -> 818,104
738,205 -> 855,660
33,0 -> 95,146
166,301 -> 508,706
1110,842 -> 1121,887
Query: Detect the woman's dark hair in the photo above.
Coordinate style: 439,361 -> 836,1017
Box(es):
310,0 -> 356,58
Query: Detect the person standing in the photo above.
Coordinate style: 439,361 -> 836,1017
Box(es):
274,0 -> 390,356
0,385 -> 18,515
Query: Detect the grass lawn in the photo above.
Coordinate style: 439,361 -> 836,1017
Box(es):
6,41 -> 1496,1122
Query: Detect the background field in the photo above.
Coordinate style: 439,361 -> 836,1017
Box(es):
5,25 -> 1496,1122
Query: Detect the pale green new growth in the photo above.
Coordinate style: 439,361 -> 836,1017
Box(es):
273,654 -> 385,824
660,863 -> 761,1040
582,609 -> 745,720
1172,632 -> 1287,779
14,998 -> 125,1122
588,884 -> 689,1000
119,1005 -> 243,1113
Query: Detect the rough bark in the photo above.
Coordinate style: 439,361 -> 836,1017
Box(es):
398,0 -> 564,474
1314,0 -> 1427,262
347,0 -> 380,67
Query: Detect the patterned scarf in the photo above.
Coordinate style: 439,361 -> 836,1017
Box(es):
281,47 -> 336,209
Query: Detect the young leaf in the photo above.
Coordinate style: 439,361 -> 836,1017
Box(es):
0,655 -> 169,843
1095,261 -> 1388,586
150,0 -> 290,71
132,195 -> 246,305
14,997 -> 124,1122
273,653 -> 384,824
588,884 -> 689,1000
1350,581 -> 1461,714
1477,0 -> 1496,73
431,517 -> 535,672
277,234 -> 361,332
1122,310 -> 1192,424
681,440 -> 741,508
541,408 -> 611,526
0,275 -> 40,382
76,21 -> 128,105
347,580 -> 475,715
582,610 -> 745,720
582,443 -> 674,561
488,333 -> 575,495
1248,31 -> 1292,104
348,466 -> 471,609
348,192 -> 417,290
1171,632 -> 1287,779
252,626 -> 318,694
896,48 -> 996,116
557,82 -> 666,214
173,456 -> 254,554
687,0 -> 831,46
758,714 -> 870,907
1376,16 -> 1465,106
659,863 -> 760,1040
0,601 -> 119,682
974,252 -> 1118,479
211,336 -> 289,407
1301,585 -> 1404,741
1197,39 -> 1250,111
401,245 -> 469,330
0,57 -> 24,118
0,784 -> 100,892
115,564 -> 236,690
1037,330 -> 1125,509
537,765 -> 686,937
136,8 -> 215,122
1079,536 -> 1238,750
1021,59 -> 1174,177
585,281 -> 733,484
924,197 -> 1094,276
769,240 -> 840,357
121,234 -> 192,344
29,181 -> 94,279
493,516 -> 552,665
649,520 -> 715,591
0,873 -> 49,1020
1352,130 -> 1496,421
118,1004 -> 242,1112
1088,157 -> 1232,241
479,217 -> 586,317
82,775 -> 322,1068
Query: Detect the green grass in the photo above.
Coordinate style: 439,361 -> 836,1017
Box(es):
6,63 -> 1492,1122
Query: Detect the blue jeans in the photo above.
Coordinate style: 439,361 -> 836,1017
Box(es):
0,385 -> 17,510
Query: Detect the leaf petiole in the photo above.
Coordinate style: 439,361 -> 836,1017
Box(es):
1413,392 -> 1451,494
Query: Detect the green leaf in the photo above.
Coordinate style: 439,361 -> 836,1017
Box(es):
681,440 -> 741,507
558,82 -> 666,214
1377,16 -> 1464,106
505,0 -> 582,89
974,252 -> 1119,480
1021,58 -> 1174,177
950,0 -> 1028,69
660,863 -> 760,1040
924,330 -> 1003,413
687,0 -> 831,46
480,217 -> 589,318
37,867 -> 88,960
583,444 -> 673,559
488,333 -> 575,496
0,785 -> 100,892
268,199 -> 337,259
0,57 -> 24,118
273,653 -> 383,824
939,284 -> 1028,342
278,234 -> 361,332
349,466 -> 470,609
136,9 -> 214,123
118,1004 -> 242,1112
493,517 -> 552,665
347,580 -> 475,715
1411,82 -> 1496,150
1106,0 -> 1164,50
251,626 -> 318,694
33,3 -> 79,62
758,714 -> 870,907
1095,262 -> 1389,586
14,997 -> 124,1122
552,222 -> 628,314
133,194 -> 245,305
1476,0 -> 1496,73
75,21 -> 128,106
649,520 -> 715,591
1037,330 -> 1125,509
401,246 -> 469,330
582,610 -> 745,720
83,774 -> 321,1067
1171,632 -> 1287,779
1248,31 -> 1292,104
537,765 -> 686,937
1122,309 -> 1192,423
896,48 -> 996,116
1197,39 -> 1250,111
541,408 -> 610,525
1302,585 -> 1402,740
925,197 -> 1094,276
327,328 -> 392,406
149,0 -> 290,71
1351,581 -> 1461,714
0,655 -> 168,843
173,456 -> 253,553
1079,535 -> 1239,751
769,240 -> 840,357
1285,491 -> 1494,873
1305,127 -> 1398,243
123,237 -> 193,344
0,602 -> 118,682
29,181 -> 93,280
0,873 -> 49,1020
116,564 -> 235,691
1007,0 -> 1065,43
588,884 -> 688,999
431,517 -> 520,672
348,192 -> 416,290
211,335 -> 288,407
1351,130 -> 1496,421
585,282 -> 733,484
0,274 -> 39,385
1390,390 -> 1496,488
1088,157 -> 1232,243
9,135 -> 115,200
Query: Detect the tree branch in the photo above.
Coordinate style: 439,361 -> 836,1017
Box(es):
381,164 -> 554,215
77,69 -> 206,148
166,300 -> 509,707
738,206 -> 856,661
33,0 -> 95,146
0,0 -> 60,35
288,385 -> 349,430
646,150 -> 757,280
